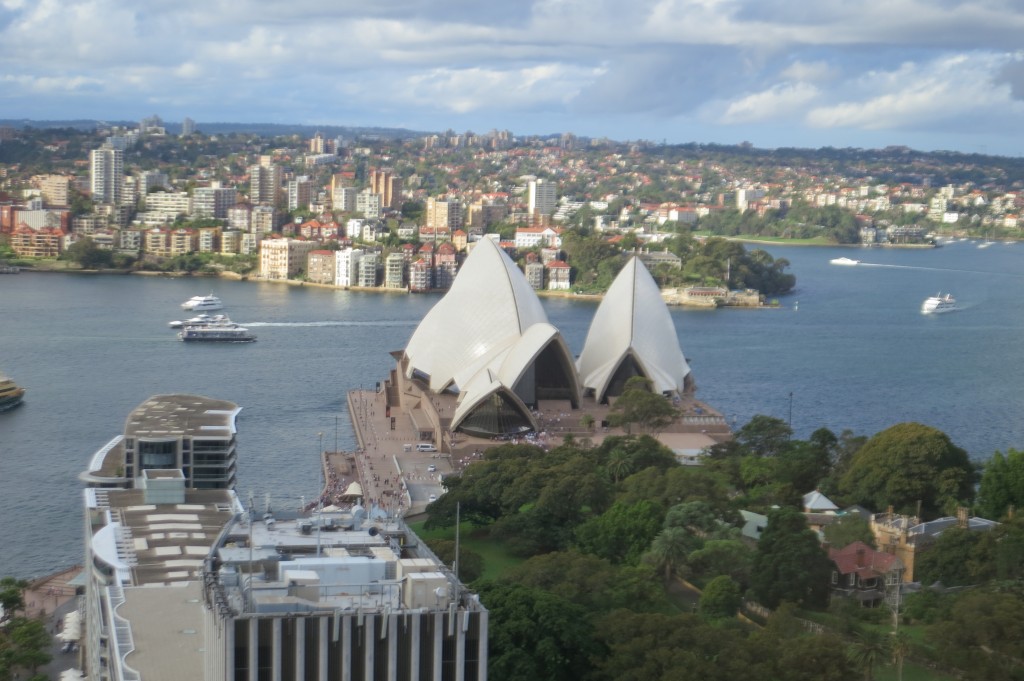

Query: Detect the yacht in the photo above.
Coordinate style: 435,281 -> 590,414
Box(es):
921,293 -> 959,315
181,294 -> 224,311
829,257 -> 861,266
0,373 -> 26,411
179,325 -> 256,343
169,314 -> 236,329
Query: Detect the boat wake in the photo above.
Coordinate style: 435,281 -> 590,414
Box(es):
240,320 -> 418,328
856,262 -> 1024,277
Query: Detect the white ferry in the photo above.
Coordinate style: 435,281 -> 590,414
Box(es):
921,293 -> 958,315
829,257 -> 861,266
181,294 -> 224,311
178,325 -> 256,342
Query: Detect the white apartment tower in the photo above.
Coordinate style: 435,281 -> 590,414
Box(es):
90,145 -> 124,206
249,164 -> 282,205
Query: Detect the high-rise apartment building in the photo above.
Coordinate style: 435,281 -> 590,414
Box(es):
193,186 -> 238,219
369,169 -> 403,210
528,178 -> 557,218
249,164 -> 282,205
288,176 -> 312,211
425,198 -> 463,230
181,116 -> 196,136
90,145 -> 124,206
334,247 -> 364,287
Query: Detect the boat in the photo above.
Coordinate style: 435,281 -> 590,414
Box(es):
921,293 -> 959,315
181,294 -> 223,311
169,314 -> 236,329
829,257 -> 861,266
178,325 -> 256,342
0,373 -> 26,411
0,264 -> 19,274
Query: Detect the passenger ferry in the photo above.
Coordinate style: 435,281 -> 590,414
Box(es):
0,373 -> 26,411
921,293 -> 958,315
179,326 -> 256,343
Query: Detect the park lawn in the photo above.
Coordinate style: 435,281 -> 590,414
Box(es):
875,662 -> 956,681
407,520 -> 525,582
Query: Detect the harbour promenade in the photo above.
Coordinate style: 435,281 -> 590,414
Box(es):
325,381 -> 733,519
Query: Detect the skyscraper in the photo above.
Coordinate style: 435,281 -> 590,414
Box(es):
90,145 -> 124,206
528,178 -> 557,219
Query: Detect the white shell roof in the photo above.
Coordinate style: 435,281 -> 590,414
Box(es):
404,237 -> 549,392
576,256 -> 690,399
451,323 -> 578,430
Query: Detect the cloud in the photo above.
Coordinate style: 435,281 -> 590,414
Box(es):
720,83 -> 821,124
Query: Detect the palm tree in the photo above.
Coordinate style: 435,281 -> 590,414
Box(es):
646,527 -> 691,582
606,447 -> 633,484
890,631 -> 911,681
849,629 -> 890,681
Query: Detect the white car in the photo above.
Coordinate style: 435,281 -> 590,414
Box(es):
428,494 -> 437,503
427,464 -> 437,472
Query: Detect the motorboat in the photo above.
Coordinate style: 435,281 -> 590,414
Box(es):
829,257 -> 861,266
169,314 -> 236,329
179,325 -> 256,342
0,373 -> 26,411
921,293 -> 959,315
181,294 -> 223,311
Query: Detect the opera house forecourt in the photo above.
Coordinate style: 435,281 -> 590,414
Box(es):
388,237 -> 730,457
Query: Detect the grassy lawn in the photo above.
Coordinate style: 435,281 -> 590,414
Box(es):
407,520 -> 525,582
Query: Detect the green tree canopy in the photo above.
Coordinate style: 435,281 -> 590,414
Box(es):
839,423 -> 975,519
575,500 -> 665,565
976,448 -> 1024,520
750,507 -> 832,609
698,575 -> 742,620
475,581 -> 598,681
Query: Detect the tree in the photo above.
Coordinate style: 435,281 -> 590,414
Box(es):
698,575 -> 742,620
606,378 -> 679,435
61,237 -> 114,269
976,449 -> 1024,520
575,500 -> 664,565
475,581 -> 597,681
0,616 -> 51,679
425,539 -> 484,583
644,527 -> 693,582
688,540 -> 754,588
913,527 -> 989,586
839,423 -> 975,519
736,415 -> 792,457
750,507 -> 832,609
849,629 -> 890,681
0,578 -> 26,623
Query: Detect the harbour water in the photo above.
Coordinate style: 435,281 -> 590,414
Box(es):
2,239 -> 1024,578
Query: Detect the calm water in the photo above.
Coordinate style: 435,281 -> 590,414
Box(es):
2,240 -> 1023,578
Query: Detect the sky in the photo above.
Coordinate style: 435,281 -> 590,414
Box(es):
4,0 -> 1024,155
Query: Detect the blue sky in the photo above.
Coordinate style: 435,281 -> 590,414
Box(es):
4,0 -> 1024,155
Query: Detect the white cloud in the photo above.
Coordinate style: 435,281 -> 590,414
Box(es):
720,83 -> 821,123
807,53 -> 1021,130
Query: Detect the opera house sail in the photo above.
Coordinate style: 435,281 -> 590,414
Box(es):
401,238 -> 579,437
576,256 -> 692,402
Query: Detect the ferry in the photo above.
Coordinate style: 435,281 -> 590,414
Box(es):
921,293 -> 958,315
829,257 -> 861,266
179,326 -> 256,343
181,294 -> 224,311
0,373 -> 26,411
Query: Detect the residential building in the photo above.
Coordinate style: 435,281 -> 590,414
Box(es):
524,259 -> 545,290
433,242 -> 458,290
249,164 -> 282,205
220,230 -> 242,255
409,258 -> 432,292
197,227 -> 220,253
332,185 -> 357,212
143,191 -> 192,219
193,186 -> 237,219
870,508 -> 1000,582
227,204 -> 251,232
369,168 -> 403,209
181,116 -> 196,136
90,145 -> 124,205
334,247 -> 364,288
528,178 -> 557,219
251,205 -> 277,233
545,259 -> 571,290
357,252 -> 380,287
356,189 -> 382,219
385,251 -> 406,289
515,226 -> 563,249
260,238 -> 317,280
9,223 -> 63,258
307,250 -> 337,285
288,176 -> 312,211
425,198 -> 463,230
828,541 -> 903,608
35,174 -> 72,206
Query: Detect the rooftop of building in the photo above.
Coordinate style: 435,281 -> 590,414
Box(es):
124,393 -> 240,441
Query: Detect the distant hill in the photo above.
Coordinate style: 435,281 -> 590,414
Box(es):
0,119 -> 430,140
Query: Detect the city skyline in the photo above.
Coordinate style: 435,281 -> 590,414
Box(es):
4,1 -> 1024,155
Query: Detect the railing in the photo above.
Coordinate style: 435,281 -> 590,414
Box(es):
104,581 -> 141,681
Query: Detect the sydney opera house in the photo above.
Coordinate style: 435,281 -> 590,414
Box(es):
384,237 -> 730,455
